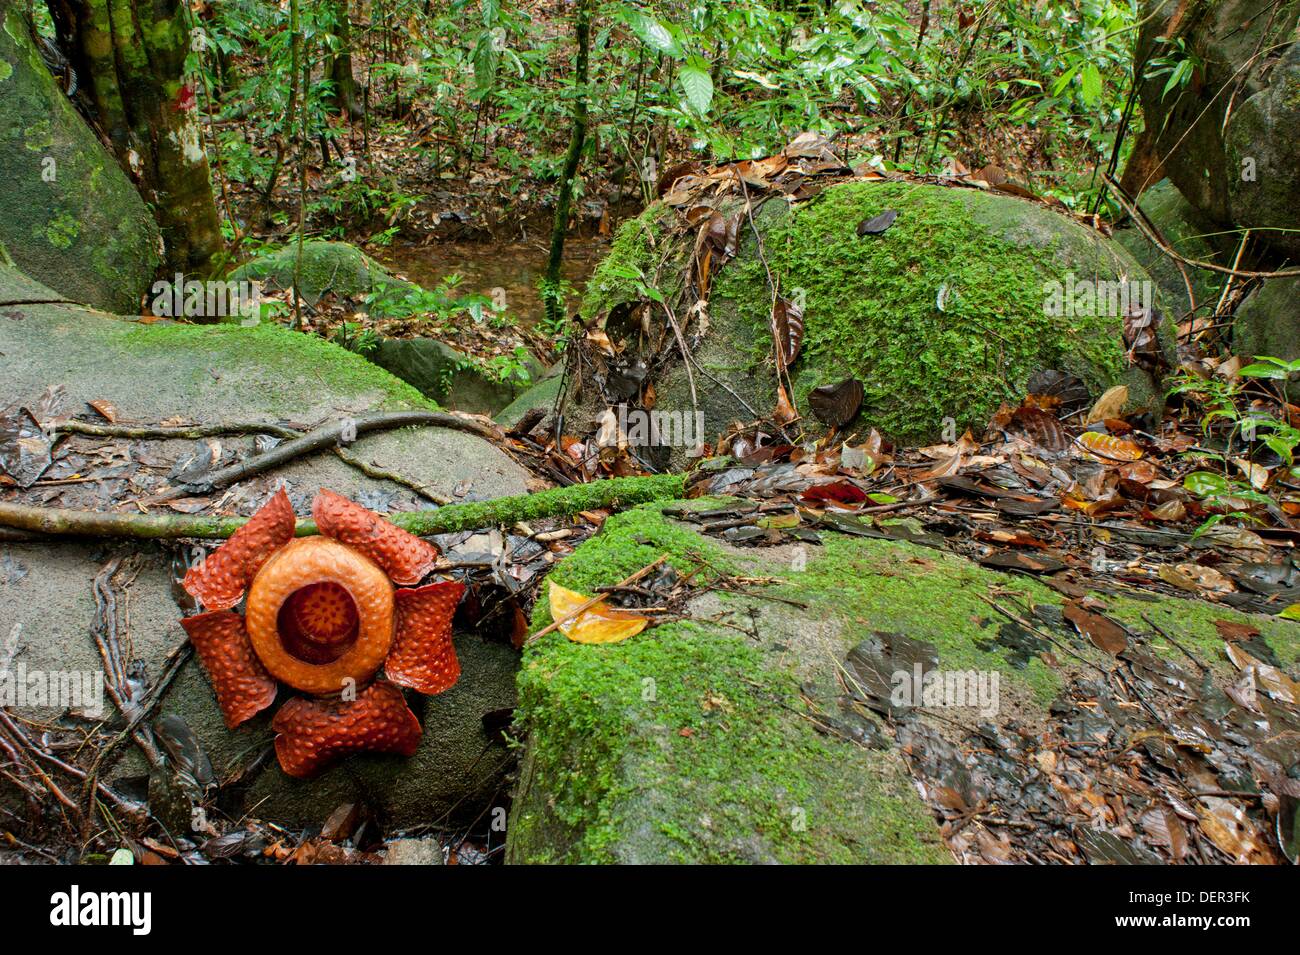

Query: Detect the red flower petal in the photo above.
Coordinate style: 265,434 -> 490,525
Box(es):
272,681 -> 421,779
311,489 -> 438,585
180,610 -> 278,729
388,581 -> 465,695
184,487 -> 295,611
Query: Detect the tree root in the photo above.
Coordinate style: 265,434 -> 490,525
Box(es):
0,475 -> 685,541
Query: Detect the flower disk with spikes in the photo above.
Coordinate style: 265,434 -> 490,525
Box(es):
180,488 -> 464,778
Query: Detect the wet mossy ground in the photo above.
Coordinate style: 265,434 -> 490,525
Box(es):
508,500 -> 1300,864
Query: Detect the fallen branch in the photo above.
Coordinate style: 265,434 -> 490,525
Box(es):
0,475 -> 685,541
157,410 -> 506,500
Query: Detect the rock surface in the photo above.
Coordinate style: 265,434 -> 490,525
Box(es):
0,265 -> 531,828
230,240 -> 415,307
1114,179 -> 1225,313
0,7 -> 160,312
370,336 -> 544,415
567,180 -> 1172,461
1136,0 -> 1299,257
1233,276 -> 1300,362
506,502 -> 1300,864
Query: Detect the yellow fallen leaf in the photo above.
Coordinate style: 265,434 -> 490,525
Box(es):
548,580 -> 649,645
1076,430 -> 1143,461
1085,385 -> 1128,424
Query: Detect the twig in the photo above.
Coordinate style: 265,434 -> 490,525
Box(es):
1104,174 -> 1300,278
155,410 -> 505,500
53,420 -> 301,441
332,447 -> 452,504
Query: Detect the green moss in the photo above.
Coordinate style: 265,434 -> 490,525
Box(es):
23,119 -> 52,152
230,240 -> 412,304
579,205 -> 681,324
119,321 -> 439,411
42,212 -> 79,250
509,497 -> 1300,863
706,181 -> 1149,441
788,533 -> 1066,705
0,59 -> 12,83
510,504 -> 950,864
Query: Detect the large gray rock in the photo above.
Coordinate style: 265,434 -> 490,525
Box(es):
1225,44 -> 1300,260
230,240 -> 415,307
507,502 -> 1300,864
566,180 -> 1173,466
1136,0 -> 1299,256
0,7 -> 160,311
370,337 -> 544,415
1233,276 -> 1300,362
0,268 -> 531,829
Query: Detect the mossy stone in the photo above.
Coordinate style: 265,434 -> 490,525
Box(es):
0,7 -> 160,311
569,180 -> 1172,453
507,501 -> 1299,864
230,240 -> 415,306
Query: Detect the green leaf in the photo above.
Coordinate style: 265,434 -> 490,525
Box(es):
632,14 -> 681,57
1080,64 -> 1102,105
1184,471 -> 1230,497
867,493 -> 899,504
1238,362 -> 1289,379
678,60 -> 714,114
1279,603 -> 1300,622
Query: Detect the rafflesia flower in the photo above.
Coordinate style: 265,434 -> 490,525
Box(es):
178,488 -> 464,778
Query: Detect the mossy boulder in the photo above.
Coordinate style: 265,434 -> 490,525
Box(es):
568,180 -> 1171,457
1114,179 -> 1225,312
494,369 -> 565,428
370,337 -> 545,415
0,8 -> 160,311
506,501 -> 1300,864
231,240 -> 415,306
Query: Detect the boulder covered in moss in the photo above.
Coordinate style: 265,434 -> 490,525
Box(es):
566,180 -> 1171,458
507,501 -> 1300,864
231,240 -> 415,306
0,8 -> 160,312
0,261 -> 532,829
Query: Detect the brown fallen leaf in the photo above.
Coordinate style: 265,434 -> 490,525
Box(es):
1063,600 -> 1127,655
87,399 -> 118,423
1076,430 -> 1143,462
1224,642 -> 1298,703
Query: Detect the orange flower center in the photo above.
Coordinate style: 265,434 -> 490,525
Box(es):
245,537 -> 395,695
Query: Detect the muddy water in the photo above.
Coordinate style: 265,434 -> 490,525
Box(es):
381,236 -> 611,328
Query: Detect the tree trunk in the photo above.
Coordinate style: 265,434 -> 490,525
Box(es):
326,1 -> 363,118
45,0 -> 225,275
542,0 -> 593,331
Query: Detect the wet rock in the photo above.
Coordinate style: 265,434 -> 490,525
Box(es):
1233,277 -> 1300,362
230,240 -> 416,307
370,337 -> 544,415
